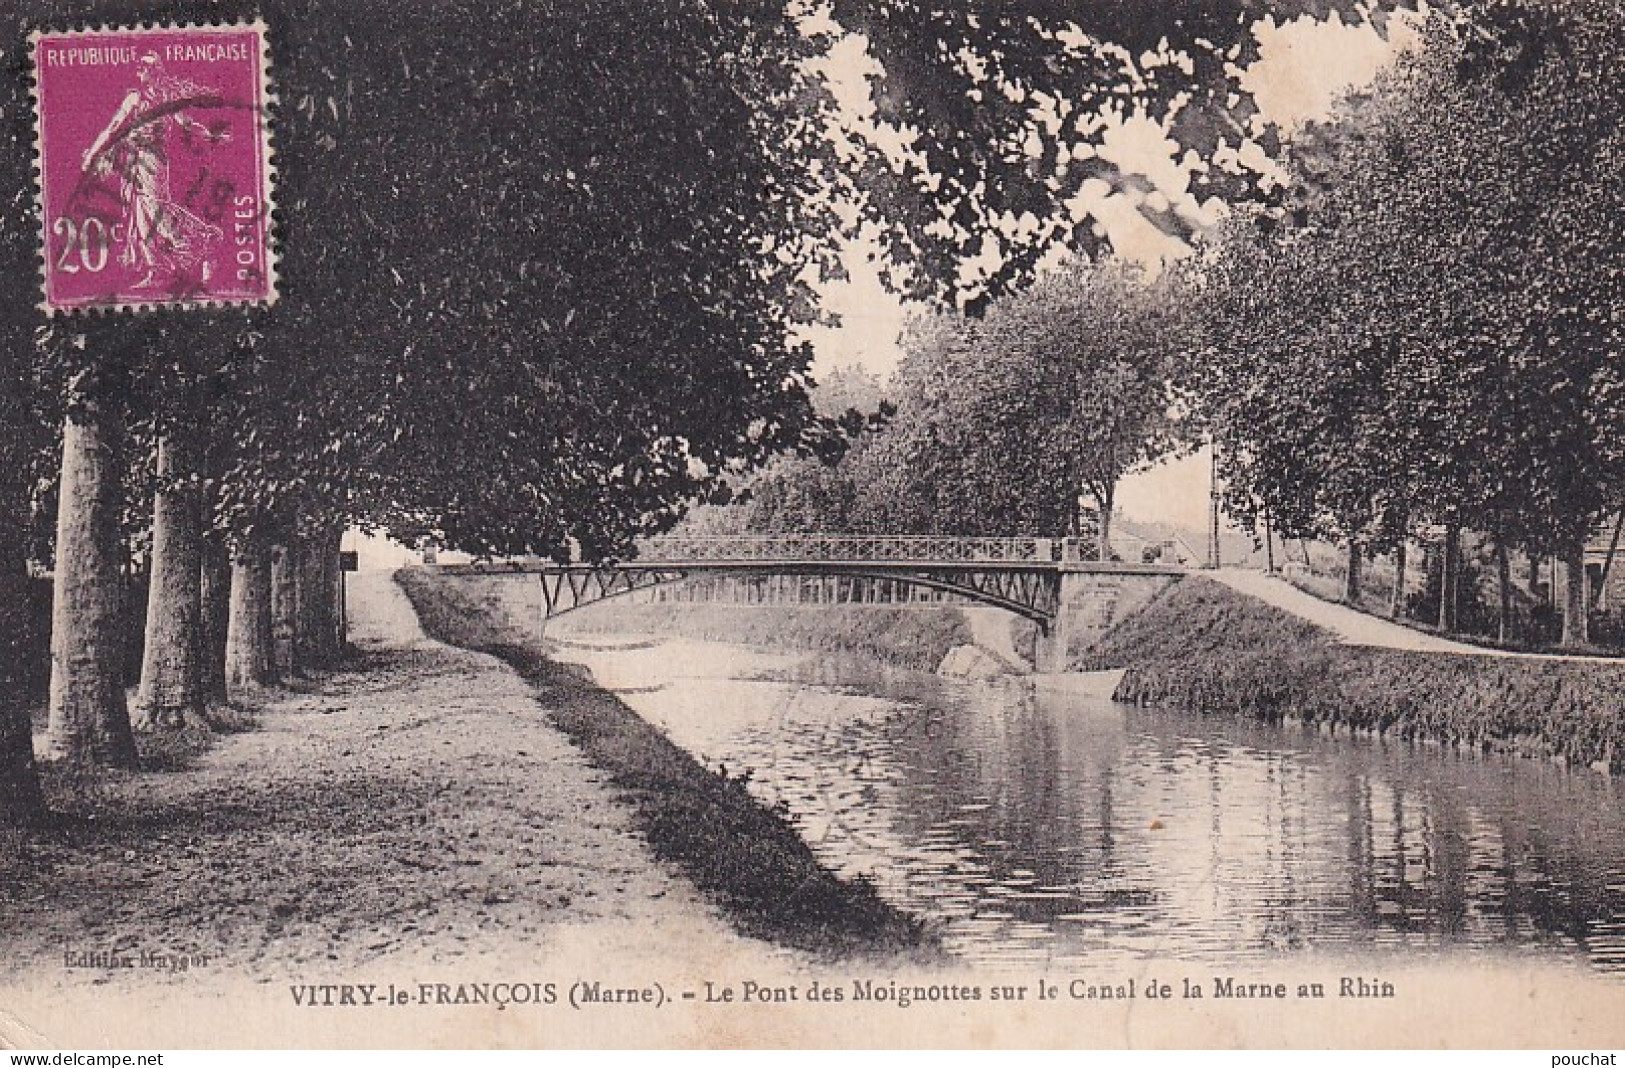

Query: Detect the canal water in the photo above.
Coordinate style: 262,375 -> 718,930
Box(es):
550,630 -> 1625,978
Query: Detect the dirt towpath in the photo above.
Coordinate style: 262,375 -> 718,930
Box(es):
1209,567 -> 1621,663
0,571 -> 783,1047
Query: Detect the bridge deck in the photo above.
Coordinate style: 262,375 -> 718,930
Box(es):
438,559 -> 1184,577
430,536 -> 1183,629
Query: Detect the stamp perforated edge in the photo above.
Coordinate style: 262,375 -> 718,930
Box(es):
27,18 -> 281,317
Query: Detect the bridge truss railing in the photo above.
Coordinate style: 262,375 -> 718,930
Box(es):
635,533 -> 1096,565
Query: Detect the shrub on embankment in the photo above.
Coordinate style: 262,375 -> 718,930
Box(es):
394,568 -> 933,958
552,600 -> 974,673
1084,576 -> 1625,772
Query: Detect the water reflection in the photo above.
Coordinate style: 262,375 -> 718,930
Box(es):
551,635 -> 1625,975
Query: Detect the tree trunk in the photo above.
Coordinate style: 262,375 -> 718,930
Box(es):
1263,511 -> 1277,574
270,541 -> 298,678
122,553 -> 147,689
1561,544 -> 1589,648
199,537 -> 232,704
295,525 -> 342,670
225,543 -> 276,696
133,433 -> 204,730
1094,482 -> 1115,563
1597,512 -> 1624,608
0,462 -> 27,579
1343,538 -> 1363,604
324,527 -> 346,656
1528,554 -> 1546,604
1496,541 -> 1512,645
1206,446 -> 1221,569
1389,539 -> 1408,620
294,538 -> 322,669
0,572 -> 41,818
0,699 -> 40,823
1437,525 -> 1460,633
46,396 -> 137,766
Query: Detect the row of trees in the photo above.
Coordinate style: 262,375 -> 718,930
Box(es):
0,0 -> 851,821
722,264 -> 1193,558
714,0 -> 1622,653
1196,1 -> 1625,645
0,0 -> 1500,827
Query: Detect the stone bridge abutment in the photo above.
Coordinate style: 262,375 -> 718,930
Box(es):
1035,568 -> 1180,673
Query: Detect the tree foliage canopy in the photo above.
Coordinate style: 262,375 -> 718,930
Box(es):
826,0 -> 1427,308
2,0 -> 849,561
1196,0 -> 1625,563
724,262 -> 1194,540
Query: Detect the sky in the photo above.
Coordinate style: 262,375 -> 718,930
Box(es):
803,11 -> 1419,532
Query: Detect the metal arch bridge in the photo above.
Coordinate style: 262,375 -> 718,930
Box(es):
437,533 -> 1183,629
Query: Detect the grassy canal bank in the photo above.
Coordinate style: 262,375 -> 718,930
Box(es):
540,572 -> 1625,775
547,599 -> 976,673
394,569 -> 933,959
1084,576 -> 1625,773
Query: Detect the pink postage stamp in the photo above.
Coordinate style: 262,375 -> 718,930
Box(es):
30,21 -> 277,313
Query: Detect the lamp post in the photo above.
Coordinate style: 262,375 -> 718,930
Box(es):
1206,441 -> 1222,570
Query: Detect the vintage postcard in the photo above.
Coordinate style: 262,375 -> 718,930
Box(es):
1,0 -> 1622,1053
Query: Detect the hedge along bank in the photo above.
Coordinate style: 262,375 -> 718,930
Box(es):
1084,577 -> 1625,773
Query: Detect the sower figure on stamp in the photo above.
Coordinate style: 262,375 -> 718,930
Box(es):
80,52 -> 230,290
